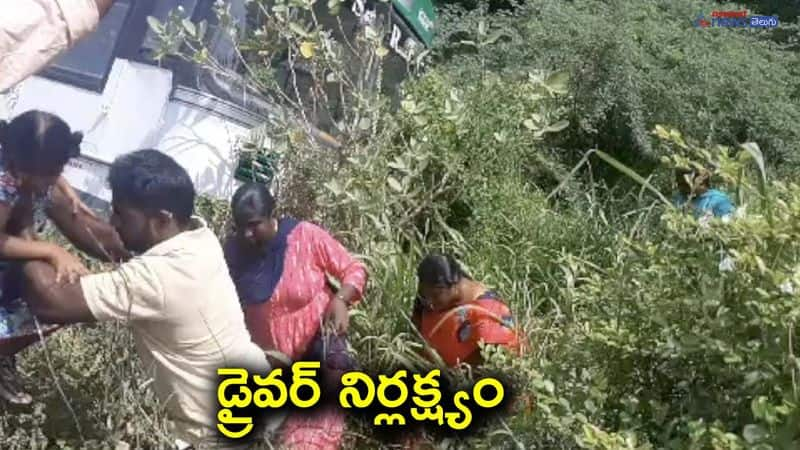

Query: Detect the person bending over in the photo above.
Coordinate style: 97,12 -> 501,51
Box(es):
22,149 -> 269,449
412,253 -> 525,367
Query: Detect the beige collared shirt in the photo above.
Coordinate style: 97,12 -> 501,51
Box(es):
80,217 -> 270,446
0,0 -> 100,92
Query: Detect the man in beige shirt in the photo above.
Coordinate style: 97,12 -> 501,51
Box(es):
0,0 -> 114,92
21,149 -> 270,449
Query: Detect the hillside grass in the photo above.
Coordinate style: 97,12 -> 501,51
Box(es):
2,0 -> 800,448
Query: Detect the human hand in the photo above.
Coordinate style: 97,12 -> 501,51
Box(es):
47,246 -> 89,283
324,297 -> 349,335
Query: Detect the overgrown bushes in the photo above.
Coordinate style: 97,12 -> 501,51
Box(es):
5,0 -> 800,449
436,0 -> 800,177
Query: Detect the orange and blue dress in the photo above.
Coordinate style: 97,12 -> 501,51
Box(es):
414,290 -> 524,366
224,218 -> 367,450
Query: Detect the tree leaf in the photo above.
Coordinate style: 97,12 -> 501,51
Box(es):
654,124 -> 670,140
182,18 -> 196,37
523,119 -> 537,131
289,22 -> 311,38
146,16 -> 165,34
299,41 -> 316,58
387,177 -> 403,193
543,120 -> 570,133
195,20 -> 207,41
743,424 -> 768,444
751,396 -> 770,420
544,71 -> 569,94
387,158 -> 407,171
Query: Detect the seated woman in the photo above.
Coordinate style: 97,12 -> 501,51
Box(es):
412,253 -> 524,367
223,182 -> 367,450
674,168 -> 735,220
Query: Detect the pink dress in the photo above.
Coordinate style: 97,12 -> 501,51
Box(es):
225,220 -> 367,449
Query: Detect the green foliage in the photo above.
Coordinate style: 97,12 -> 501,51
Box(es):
560,182 -> 800,448
5,1 -> 800,449
436,0 -> 800,177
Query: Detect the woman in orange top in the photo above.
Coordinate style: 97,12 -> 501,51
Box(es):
412,254 -> 524,366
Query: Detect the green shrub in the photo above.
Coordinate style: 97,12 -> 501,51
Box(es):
436,0 -> 800,177
8,1 -> 800,449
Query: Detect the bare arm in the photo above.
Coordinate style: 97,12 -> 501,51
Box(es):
0,201 -> 63,261
46,185 -> 130,263
54,175 -> 96,218
23,261 -> 95,324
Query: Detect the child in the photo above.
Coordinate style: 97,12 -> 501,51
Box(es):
412,253 -> 525,367
0,110 -> 94,404
674,168 -> 736,220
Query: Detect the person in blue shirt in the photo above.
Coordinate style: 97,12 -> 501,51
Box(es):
673,168 -> 736,219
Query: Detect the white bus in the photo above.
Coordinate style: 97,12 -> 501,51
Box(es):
0,0 -> 434,210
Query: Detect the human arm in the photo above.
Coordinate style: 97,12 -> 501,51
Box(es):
24,256 -> 164,324
45,184 -> 130,262
306,223 -> 368,334
22,260 -> 94,324
324,282 -> 361,335
308,223 -> 368,305
54,176 -> 96,218
0,200 -> 88,282
0,0 -> 114,92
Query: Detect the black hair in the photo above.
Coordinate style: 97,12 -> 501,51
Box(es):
417,253 -> 469,288
108,149 -> 195,223
231,182 -> 275,225
0,110 -> 82,176
675,167 -> 710,188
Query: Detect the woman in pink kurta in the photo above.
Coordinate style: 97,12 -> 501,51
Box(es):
224,183 -> 367,450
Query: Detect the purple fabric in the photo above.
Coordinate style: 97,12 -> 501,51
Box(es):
305,332 -> 355,372
304,331 -> 355,396
223,217 -> 300,306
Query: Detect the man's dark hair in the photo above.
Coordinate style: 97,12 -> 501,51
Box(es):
108,149 -> 195,222
417,253 -> 469,288
231,182 -> 275,225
